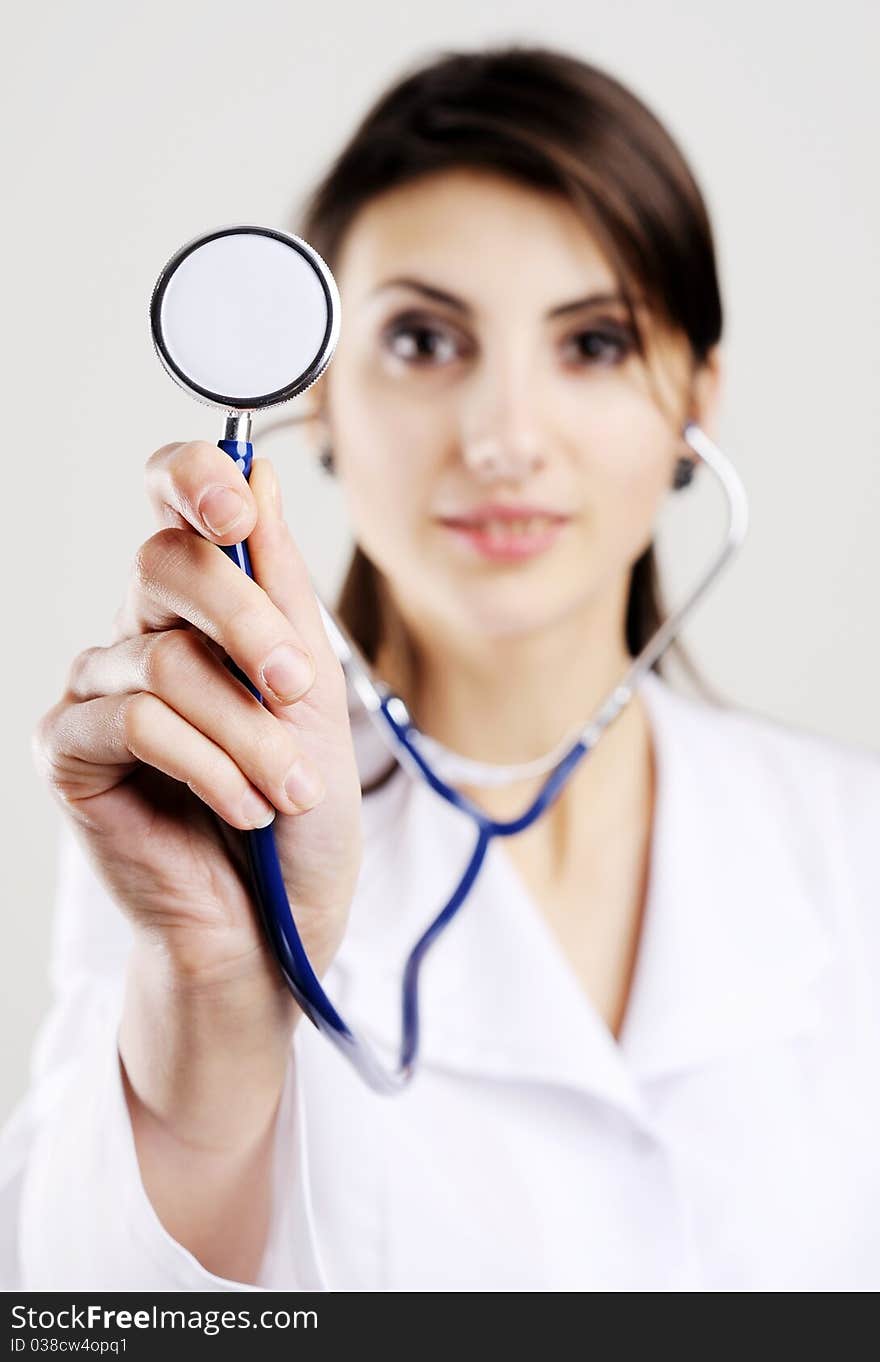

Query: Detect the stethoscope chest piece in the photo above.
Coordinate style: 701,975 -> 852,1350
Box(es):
150,224 -> 340,414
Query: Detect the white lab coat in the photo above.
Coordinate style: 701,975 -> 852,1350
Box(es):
2,669 -> 880,1291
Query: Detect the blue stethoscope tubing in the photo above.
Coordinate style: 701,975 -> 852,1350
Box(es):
216,421 -> 748,1094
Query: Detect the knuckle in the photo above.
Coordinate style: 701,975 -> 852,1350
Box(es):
144,627 -> 203,691
145,439 -> 207,473
120,691 -> 156,751
144,441 -> 183,477
132,526 -> 190,587
176,439 -> 217,462
32,701 -> 65,770
67,644 -> 100,695
169,440 -> 228,486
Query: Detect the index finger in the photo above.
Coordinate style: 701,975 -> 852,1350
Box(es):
145,440 -> 258,545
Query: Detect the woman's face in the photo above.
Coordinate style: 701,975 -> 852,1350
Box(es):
319,168 -> 716,646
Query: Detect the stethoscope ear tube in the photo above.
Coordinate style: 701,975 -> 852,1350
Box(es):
216,423 -> 748,1094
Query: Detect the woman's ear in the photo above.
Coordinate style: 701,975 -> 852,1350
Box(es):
298,374 -> 337,475
297,374 -> 330,456
690,345 -> 723,436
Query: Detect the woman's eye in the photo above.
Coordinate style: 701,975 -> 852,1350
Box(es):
562,325 -> 634,367
381,319 -> 467,367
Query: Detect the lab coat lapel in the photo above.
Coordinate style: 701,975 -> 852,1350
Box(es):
333,672 -> 834,1115
617,674 -> 834,1082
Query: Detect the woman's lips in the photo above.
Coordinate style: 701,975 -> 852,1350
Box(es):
436,511 -> 571,562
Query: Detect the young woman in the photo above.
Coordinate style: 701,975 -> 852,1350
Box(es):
5,46 -> 880,1292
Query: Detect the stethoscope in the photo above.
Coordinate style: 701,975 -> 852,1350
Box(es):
150,224 -> 749,1094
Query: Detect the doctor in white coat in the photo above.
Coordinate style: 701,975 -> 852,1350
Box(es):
5,45 -> 880,1292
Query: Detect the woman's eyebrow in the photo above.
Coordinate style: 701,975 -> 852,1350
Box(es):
369,277 -> 472,314
369,276 -> 627,319
547,291 -> 628,318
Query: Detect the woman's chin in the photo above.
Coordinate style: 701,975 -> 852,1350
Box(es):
445,589 -> 588,643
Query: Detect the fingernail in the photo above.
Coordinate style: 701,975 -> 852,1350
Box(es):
261,644 -> 314,703
284,757 -> 324,810
242,789 -> 276,828
199,485 -> 245,535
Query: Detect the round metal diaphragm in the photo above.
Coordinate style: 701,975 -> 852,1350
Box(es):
150,225 -> 339,411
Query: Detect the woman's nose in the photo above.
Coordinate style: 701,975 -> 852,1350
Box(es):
459,368 -> 547,483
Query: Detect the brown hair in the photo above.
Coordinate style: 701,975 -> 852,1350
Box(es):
293,44 -> 723,732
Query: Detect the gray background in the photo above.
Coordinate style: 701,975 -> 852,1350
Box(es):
2,0 -> 878,1121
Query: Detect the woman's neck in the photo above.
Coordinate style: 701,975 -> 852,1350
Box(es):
373,574 -> 655,842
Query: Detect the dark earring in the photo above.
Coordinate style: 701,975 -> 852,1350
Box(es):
319,441 -> 336,476
673,456 -> 696,491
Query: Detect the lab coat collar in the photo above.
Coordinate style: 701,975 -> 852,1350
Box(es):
333,672 -> 834,1118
